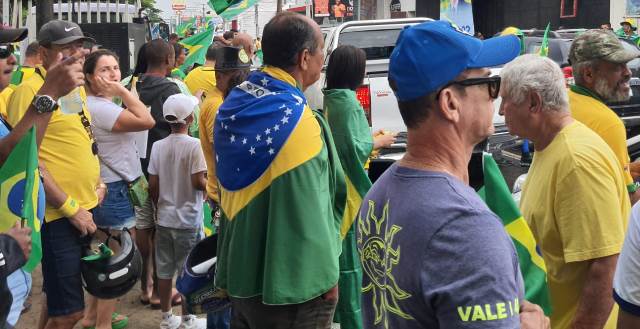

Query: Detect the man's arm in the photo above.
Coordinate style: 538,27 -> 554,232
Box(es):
149,174 -> 159,205
571,254 -> 618,328
0,50 -> 88,165
191,171 -> 207,191
618,310 -> 640,329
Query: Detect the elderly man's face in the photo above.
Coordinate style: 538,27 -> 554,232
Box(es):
301,26 -> 325,90
0,45 -> 17,90
592,60 -> 631,102
498,90 -> 529,138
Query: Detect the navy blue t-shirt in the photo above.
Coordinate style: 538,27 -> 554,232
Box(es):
357,164 -> 524,328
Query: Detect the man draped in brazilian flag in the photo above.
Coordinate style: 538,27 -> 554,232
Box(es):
214,13 -> 346,328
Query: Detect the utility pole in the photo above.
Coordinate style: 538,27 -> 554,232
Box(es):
36,0 -> 54,31
276,0 -> 282,13
254,3 -> 258,37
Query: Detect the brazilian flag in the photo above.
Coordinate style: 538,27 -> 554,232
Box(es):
324,88 -> 371,329
214,67 -> 346,305
209,0 -> 260,20
478,153 -> 552,315
0,127 -> 44,272
539,23 -> 551,57
176,18 -> 195,38
179,28 -> 214,74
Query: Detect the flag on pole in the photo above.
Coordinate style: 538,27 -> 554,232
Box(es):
0,126 -> 43,272
209,0 -> 260,20
177,17 -> 196,37
478,153 -> 552,315
178,28 -> 215,73
539,23 -> 551,57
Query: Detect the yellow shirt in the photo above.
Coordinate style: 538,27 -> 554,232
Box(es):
6,66 -> 100,221
199,87 -> 224,202
520,121 -> 629,329
0,88 -> 11,120
569,87 -> 634,188
184,66 -> 216,98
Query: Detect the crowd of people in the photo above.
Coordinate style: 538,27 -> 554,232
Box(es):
2,10 -> 640,329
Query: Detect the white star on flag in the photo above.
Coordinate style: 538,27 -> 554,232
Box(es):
231,115 -> 236,121
284,108 -> 293,116
281,116 -> 289,124
216,155 -> 219,162
266,137 -> 273,145
230,135 -> 236,142
265,128 -> 271,135
261,77 -> 269,86
274,124 -> 280,131
268,148 -> 275,155
256,134 -> 261,141
279,104 -> 286,109
242,138 -> 247,144
249,146 -> 256,155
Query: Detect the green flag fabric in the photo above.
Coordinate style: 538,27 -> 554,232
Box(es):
478,153 -> 552,315
209,0 -> 260,20
324,89 -> 372,329
539,23 -> 550,57
0,127 -> 42,272
179,28 -> 214,73
176,18 -> 195,37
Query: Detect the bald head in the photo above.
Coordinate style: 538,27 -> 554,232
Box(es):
231,32 -> 254,58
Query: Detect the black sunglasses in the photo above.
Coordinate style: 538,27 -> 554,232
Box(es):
437,76 -> 501,100
0,44 -> 14,59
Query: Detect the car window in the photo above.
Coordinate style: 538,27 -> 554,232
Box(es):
525,39 -> 570,66
338,29 -> 402,60
620,40 -> 640,78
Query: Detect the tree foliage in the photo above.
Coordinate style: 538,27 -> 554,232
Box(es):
141,0 -> 163,23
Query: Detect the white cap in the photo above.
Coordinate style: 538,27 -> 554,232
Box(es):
163,94 -> 199,124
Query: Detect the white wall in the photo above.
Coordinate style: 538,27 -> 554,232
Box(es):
611,0 -> 627,27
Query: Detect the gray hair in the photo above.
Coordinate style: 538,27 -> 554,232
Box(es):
500,54 -> 569,112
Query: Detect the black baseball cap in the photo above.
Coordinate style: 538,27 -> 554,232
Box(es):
215,46 -> 251,71
37,20 -> 95,46
0,25 -> 27,44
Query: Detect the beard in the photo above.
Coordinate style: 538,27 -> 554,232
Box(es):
594,77 -> 631,102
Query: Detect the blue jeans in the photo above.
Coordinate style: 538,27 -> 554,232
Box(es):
207,308 -> 231,329
93,180 -> 136,230
6,269 -> 31,326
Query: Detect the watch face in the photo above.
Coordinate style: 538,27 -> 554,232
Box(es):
36,96 -> 54,112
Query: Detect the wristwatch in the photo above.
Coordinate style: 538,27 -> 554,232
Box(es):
32,95 -> 58,114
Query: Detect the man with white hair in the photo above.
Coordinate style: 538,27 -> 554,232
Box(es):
569,29 -> 640,203
500,54 -> 630,329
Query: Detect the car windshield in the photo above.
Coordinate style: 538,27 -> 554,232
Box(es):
525,38 -> 571,66
338,29 -> 402,60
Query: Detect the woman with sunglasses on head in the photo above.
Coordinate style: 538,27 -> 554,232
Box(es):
322,45 -> 396,329
80,49 -> 154,329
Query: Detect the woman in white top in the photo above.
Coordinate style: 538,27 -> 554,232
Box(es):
81,49 -> 154,329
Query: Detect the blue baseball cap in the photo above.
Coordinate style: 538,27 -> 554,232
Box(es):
389,20 -> 521,102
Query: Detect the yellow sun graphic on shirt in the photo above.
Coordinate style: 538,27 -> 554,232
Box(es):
358,200 -> 413,329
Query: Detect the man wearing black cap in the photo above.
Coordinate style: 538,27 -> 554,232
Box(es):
0,23 -> 89,329
356,21 -> 549,328
198,47 -> 250,328
5,20 -> 101,329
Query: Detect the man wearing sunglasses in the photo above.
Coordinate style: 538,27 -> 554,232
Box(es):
0,22 -> 91,329
357,21 -> 549,328
500,54 -> 629,329
5,20 -> 102,329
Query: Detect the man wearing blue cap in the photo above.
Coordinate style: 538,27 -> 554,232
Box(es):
356,21 -> 549,328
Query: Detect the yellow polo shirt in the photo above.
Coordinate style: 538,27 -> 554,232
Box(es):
521,121 -> 629,329
569,86 -> 634,189
184,66 -> 216,98
6,66 -> 100,221
199,87 -> 224,203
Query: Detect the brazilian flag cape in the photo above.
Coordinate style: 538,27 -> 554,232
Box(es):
478,153 -> 552,315
324,89 -> 371,329
214,66 -> 346,304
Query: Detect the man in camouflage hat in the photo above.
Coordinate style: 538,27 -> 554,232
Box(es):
569,29 -> 640,203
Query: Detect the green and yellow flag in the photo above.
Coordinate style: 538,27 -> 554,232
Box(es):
324,89 -> 371,329
209,0 -> 260,20
478,153 -> 551,315
176,17 -> 195,37
0,127 -> 43,272
539,23 -> 551,57
178,28 -> 214,73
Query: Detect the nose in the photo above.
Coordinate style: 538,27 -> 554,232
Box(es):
7,53 -> 16,66
498,101 -> 505,116
623,64 -> 632,79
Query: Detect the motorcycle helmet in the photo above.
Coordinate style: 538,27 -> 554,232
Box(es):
81,228 -> 142,299
177,234 -> 230,314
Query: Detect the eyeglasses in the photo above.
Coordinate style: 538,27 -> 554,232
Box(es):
78,110 -> 98,155
0,44 -> 14,59
437,76 -> 501,100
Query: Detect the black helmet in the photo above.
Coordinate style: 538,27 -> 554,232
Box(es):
176,234 -> 230,314
81,229 -> 142,299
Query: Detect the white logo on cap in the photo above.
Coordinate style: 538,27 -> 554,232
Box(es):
64,26 -> 77,32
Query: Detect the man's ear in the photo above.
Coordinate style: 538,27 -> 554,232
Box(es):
529,91 -> 543,113
299,48 -> 310,71
437,88 -> 462,123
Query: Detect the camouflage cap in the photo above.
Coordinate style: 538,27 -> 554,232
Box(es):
570,29 -> 640,64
